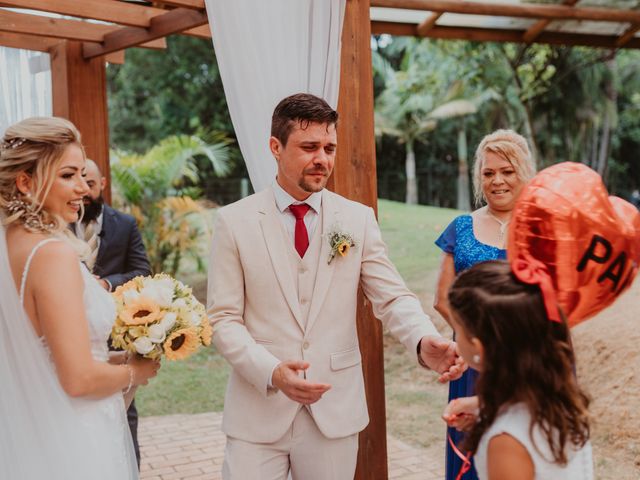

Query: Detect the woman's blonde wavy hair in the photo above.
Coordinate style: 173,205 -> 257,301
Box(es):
472,129 -> 536,207
0,117 -> 89,255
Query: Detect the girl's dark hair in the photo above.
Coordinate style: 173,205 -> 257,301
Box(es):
448,260 -> 590,464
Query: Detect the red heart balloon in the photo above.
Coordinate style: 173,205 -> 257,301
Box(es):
508,162 -> 640,327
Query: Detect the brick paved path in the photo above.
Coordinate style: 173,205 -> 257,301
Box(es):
139,412 -> 444,480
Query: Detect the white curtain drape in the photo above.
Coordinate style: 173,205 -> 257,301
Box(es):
204,0 -> 346,192
0,47 -> 52,137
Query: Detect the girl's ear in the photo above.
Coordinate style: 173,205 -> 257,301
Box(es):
15,172 -> 32,195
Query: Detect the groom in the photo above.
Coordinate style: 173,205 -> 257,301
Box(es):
207,93 -> 463,479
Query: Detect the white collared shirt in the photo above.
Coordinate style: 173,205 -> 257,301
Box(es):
272,180 -> 322,242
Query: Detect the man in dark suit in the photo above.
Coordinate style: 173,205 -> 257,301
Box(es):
77,159 -> 151,467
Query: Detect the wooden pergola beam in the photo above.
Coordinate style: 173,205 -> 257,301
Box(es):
523,0 -> 580,44
616,24 -> 640,48
0,0 -> 210,40
82,7 -> 207,59
183,24 -> 211,39
372,21 -> 640,50
0,31 -> 126,63
416,12 -> 441,37
0,30 -> 57,51
0,0 -> 163,28
0,9 -> 166,49
334,0 -> 387,478
371,0 -> 640,24
152,0 -> 204,9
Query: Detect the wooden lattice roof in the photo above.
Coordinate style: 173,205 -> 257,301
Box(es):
0,0 -> 209,63
1,0 -> 639,64
370,0 -> 640,49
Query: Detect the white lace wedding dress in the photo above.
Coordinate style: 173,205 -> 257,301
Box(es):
0,232 -> 138,480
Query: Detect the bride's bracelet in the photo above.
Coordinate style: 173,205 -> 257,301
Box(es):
123,365 -> 135,394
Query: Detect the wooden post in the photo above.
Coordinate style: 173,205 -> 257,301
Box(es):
50,40 -> 111,202
329,0 -> 388,478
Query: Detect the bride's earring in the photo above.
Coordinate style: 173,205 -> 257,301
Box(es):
472,354 -> 481,365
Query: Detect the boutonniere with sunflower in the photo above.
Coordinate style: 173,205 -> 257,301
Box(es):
326,226 -> 357,264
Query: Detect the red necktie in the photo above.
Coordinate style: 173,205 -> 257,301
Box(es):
289,203 -> 311,258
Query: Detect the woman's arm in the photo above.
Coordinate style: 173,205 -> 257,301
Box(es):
433,253 -> 456,326
487,434 -> 534,480
30,241 -> 158,398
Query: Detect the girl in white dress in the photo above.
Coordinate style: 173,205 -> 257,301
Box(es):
443,260 -> 593,480
0,117 -> 159,479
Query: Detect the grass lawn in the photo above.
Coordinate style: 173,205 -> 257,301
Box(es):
136,199 -> 460,454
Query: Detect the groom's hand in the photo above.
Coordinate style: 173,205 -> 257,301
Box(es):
419,336 -> 466,383
272,360 -> 331,405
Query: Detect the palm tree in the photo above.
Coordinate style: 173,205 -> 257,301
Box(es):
111,134 -> 231,276
374,40 -> 493,207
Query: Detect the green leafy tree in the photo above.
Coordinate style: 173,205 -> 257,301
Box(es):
107,36 -> 234,154
374,39 -> 496,208
111,135 -> 231,276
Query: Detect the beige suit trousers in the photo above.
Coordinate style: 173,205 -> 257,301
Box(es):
222,407 -> 358,480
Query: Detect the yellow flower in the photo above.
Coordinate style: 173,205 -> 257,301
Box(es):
337,241 -> 350,257
120,297 -> 162,326
163,327 -> 200,360
200,318 -> 212,346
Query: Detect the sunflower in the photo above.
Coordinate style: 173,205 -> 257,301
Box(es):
200,318 -> 213,346
163,327 -> 200,360
337,240 -> 351,256
120,297 -> 162,326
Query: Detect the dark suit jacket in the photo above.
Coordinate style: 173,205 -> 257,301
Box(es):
93,205 -> 151,289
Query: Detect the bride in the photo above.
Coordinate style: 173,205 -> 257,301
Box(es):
0,117 -> 159,479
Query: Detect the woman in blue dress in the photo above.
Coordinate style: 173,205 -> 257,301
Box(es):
434,129 -> 536,480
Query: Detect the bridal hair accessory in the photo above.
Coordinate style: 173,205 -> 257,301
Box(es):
508,162 -> 640,328
1,137 -> 27,150
5,194 -> 55,232
326,225 -> 356,264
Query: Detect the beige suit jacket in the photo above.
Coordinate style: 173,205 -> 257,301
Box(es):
207,187 -> 439,443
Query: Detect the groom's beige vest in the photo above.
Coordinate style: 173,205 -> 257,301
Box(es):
283,207 -> 323,329
207,188 -> 438,443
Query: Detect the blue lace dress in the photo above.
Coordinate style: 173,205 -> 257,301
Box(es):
435,215 -> 506,480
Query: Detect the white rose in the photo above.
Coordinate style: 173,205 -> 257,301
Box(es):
133,336 -> 155,355
160,312 -> 177,332
173,298 -> 187,309
147,324 -> 166,344
122,289 -> 140,305
140,281 -> 174,308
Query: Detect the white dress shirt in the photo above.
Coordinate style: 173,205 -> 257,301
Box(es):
272,180 -> 322,243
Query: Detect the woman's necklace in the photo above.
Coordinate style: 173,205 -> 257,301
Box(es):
486,209 -> 511,248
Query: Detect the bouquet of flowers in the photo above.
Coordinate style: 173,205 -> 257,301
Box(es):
110,274 -> 212,360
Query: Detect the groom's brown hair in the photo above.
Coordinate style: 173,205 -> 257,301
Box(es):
271,93 -> 338,146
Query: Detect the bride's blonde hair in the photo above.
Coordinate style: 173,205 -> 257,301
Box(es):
0,117 -> 90,255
